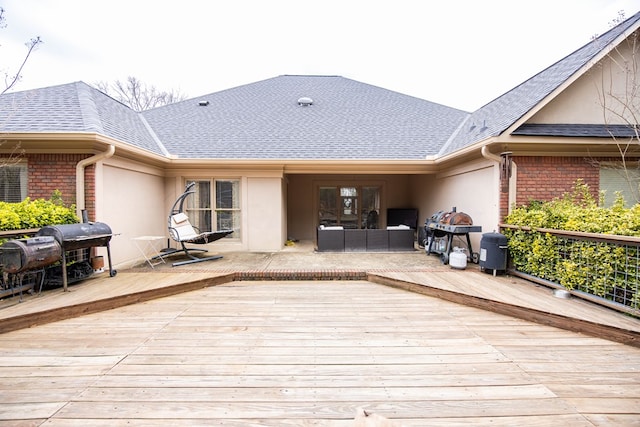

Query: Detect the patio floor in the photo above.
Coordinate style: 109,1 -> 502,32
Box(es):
1,243 -> 639,425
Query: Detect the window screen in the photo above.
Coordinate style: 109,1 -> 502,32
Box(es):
0,164 -> 27,202
185,179 -> 240,238
600,166 -> 640,206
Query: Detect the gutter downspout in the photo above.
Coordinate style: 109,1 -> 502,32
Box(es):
482,145 -> 506,226
76,145 -> 115,220
481,145 -> 501,163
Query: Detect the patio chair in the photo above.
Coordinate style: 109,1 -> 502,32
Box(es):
159,182 -> 233,266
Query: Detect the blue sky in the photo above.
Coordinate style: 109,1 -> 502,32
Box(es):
2,0 -> 639,111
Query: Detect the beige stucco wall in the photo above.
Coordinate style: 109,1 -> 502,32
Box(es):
529,39 -> 639,125
529,73 -> 605,124
409,160 -> 498,250
97,157 -> 167,268
246,177 -> 286,252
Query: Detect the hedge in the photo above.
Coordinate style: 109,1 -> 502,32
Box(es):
502,180 -> 640,310
0,190 -> 79,241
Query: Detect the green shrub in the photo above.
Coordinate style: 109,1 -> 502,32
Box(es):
0,190 -> 79,243
503,180 -> 640,310
505,180 -> 640,236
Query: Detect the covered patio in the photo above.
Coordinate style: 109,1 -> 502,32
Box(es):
0,246 -> 639,425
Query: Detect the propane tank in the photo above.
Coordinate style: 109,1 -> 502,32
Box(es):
449,247 -> 468,270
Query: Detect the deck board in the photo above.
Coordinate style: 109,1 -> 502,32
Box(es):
370,270 -> 640,346
1,280 -> 639,425
373,270 -> 640,332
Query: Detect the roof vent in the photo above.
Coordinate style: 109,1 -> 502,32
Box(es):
198,100 -> 209,106
297,97 -> 313,107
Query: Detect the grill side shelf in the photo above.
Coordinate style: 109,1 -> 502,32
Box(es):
428,224 -> 482,234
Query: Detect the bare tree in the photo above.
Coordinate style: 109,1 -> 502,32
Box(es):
0,7 -> 42,95
594,12 -> 640,204
592,10 -> 627,40
0,6 -> 40,173
94,76 -> 187,111
609,10 -> 627,29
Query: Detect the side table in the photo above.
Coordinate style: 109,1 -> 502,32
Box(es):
132,236 -> 167,268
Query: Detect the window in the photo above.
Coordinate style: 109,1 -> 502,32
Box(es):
600,165 -> 640,206
0,164 -> 27,202
319,185 -> 380,228
185,179 -> 240,238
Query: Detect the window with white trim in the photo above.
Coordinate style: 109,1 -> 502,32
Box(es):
185,179 -> 240,238
0,164 -> 27,202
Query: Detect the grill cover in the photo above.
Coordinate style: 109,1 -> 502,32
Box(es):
37,222 -> 113,250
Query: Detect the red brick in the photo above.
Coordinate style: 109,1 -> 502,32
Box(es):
3,153 -> 98,219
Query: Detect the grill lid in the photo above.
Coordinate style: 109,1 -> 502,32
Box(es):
37,222 -> 113,250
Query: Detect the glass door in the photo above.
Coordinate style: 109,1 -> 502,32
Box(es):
318,185 -> 380,229
340,187 -> 358,229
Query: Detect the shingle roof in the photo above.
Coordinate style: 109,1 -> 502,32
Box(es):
0,82 -> 164,155
141,75 -> 467,160
513,123 -> 638,138
438,10 -> 640,156
1,11 -> 639,162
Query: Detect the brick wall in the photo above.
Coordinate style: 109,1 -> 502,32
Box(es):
83,164 -> 95,220
26,153 -> 95,218
513,156 -> 599,206
499,187 -> 510,221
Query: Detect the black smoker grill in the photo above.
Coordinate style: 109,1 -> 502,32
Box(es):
0,236 -> 62,298
0,236 -> 61,274
424,208 -> 482,264
36,222 -> 117,290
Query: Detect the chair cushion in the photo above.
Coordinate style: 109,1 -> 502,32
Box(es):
170,213 -> 198,240
172,212 -> 189,224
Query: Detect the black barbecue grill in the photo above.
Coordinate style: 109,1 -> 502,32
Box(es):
0,236 -> 61,274
0,235 -> 62,298
424,208 -> 481,264
36,222 -> 117,290
0,221 -> 117,298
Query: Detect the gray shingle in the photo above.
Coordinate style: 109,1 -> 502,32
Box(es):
0,82 -> 90,132
142,75 -> 468,160
513,123 -> 638,138
0,82 -> 165,155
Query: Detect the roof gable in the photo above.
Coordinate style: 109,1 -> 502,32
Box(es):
440,10 -> 640,156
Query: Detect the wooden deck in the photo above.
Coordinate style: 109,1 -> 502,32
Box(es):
371,270 -> 640,347
0,267 -> 639,425
0,271 -> 234,334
